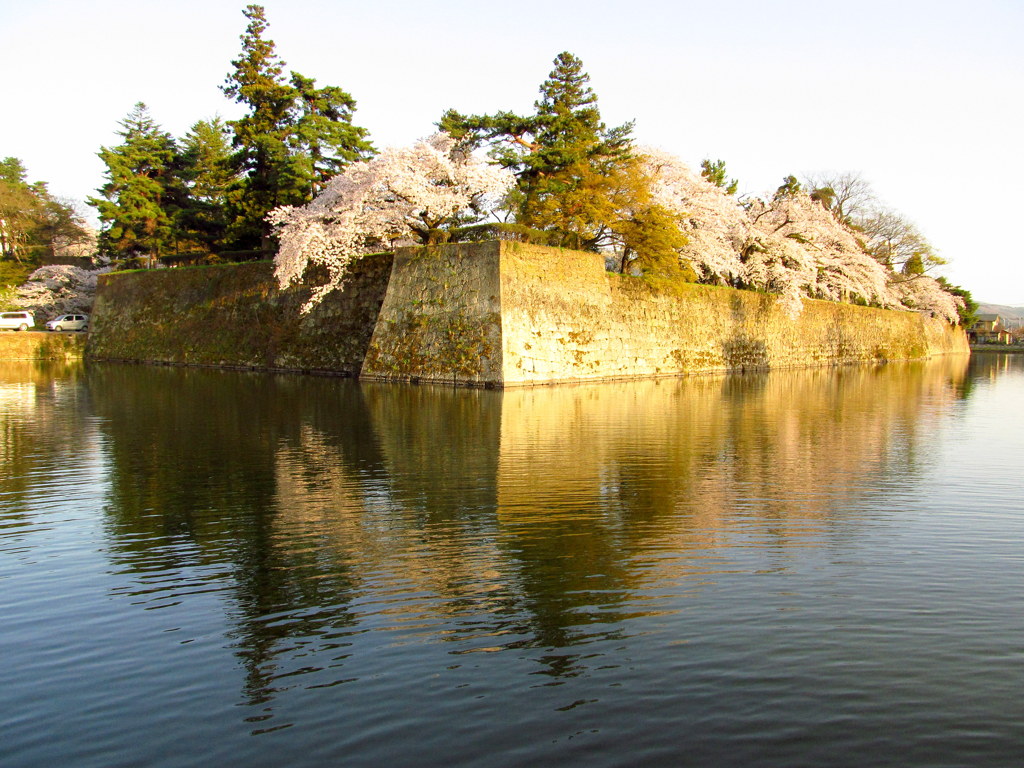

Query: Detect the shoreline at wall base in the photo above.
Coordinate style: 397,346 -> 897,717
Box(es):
969,344 -> 1024,354
86,356 -> 361,377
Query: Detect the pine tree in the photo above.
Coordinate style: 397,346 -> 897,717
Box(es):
89,103 -> 178,261
530,53 -> 629,173
441,53 -> 630,174
222,4 -> 372,250
289,73 -> 374,195
439,52 -> 641,247
700,159 -> 739,195
774,175 -> 802,200
221,4 -> 296,250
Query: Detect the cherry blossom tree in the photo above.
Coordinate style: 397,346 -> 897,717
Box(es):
887,274 -> 964,324
745,190 -> 893,311
635,150 -> 961,321
16,265 -> 112,319
269,132 -> 513,311
638,148 -> 749,285
749,187 -> 965,320
270,132 -> 963,323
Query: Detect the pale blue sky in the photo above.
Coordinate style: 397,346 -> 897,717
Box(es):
2,0 -> 1021,304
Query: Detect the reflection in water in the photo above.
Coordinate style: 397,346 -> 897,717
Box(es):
0,361 -> 95,534
10,353 -> 1024,767
81,356 -> 973,709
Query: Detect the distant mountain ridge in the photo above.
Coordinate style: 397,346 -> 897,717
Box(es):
977,303 -> 1024,327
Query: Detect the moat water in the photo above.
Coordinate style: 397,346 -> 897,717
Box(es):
2,354 -> 1022,767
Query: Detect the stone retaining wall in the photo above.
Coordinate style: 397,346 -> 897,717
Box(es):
87,254 -> 393,374
0,332 -> 88,360
87,241 -> 968,385
362,242 -> 968,386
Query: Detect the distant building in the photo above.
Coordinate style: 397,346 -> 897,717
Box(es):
968,314 -> 1013,344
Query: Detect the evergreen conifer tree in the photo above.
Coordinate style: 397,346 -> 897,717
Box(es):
441,52 -> 632,204
440,52 -> 688,259
89,102 -> 178,261
700,159 -> 739,195
221,4 -> 296,250
222,4 -> 372,250
177,117 -> 236,253
289,73 -> 374,195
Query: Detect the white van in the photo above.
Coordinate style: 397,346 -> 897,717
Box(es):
0,311 -> 35,331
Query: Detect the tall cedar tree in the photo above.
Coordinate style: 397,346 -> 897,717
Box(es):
222,4 -> 372,250
289,73 -> 373,195
90,102 -> 179,260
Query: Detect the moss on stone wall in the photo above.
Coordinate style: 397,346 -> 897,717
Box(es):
0,332 -> 87,360
362,243 -> 503,384
371,242 -> 967,386
88,254 -> 392,373
500,244 -> 966,384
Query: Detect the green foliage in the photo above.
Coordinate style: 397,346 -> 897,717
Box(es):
440,52 -> 688,273
700,159 -> 738,195
0,285 -> 18,310
440,52 -> 633,229
89,102 -> 179,259
221,4 -> 372,250
525,52 -> 633,207
176,117 -> 236,253
936,278 -> 978,327
288,72 -> 374,194
1,157 -> 90,265
83,6 -> 372,260
614,199 -> 691,277
901,252 -> 925,276
0,259 -> 32,286
221,4 -> 298,249
809,185 -> 836,210
774,175 -> 802,199
0,158 -> 45,262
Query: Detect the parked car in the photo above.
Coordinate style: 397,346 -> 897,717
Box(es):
0,311 -> 35,331
45,314 -> 89,332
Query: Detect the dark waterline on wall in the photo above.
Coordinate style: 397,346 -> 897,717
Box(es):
1,354 -> 1022,767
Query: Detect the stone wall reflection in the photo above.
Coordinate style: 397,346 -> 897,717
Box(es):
88,366 -> 386,707
86,355 -> 971,709
489,357 -> 969,650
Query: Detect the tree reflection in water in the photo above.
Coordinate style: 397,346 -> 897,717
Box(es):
81,356 -> 971,712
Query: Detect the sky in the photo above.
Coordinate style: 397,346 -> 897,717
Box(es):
2,0 -> 1021,305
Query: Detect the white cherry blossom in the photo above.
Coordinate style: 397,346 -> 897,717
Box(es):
16,265 -> 112,318
269,132 -> 513,311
